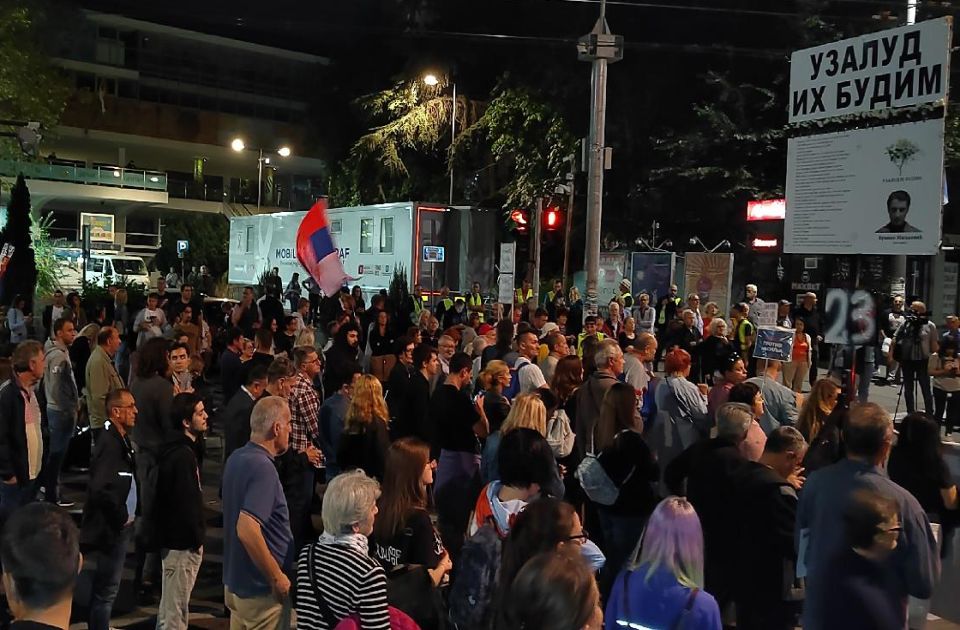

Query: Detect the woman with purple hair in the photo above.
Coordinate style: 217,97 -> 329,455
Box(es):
604,496 -> 722,630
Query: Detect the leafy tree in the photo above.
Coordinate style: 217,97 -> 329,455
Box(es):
337,78 -> 484,205
0,174 -> 37,307
32,213 -> 61,297
0,0 -> 71,158
153,215 -> 230,283
454,85 -> 578,210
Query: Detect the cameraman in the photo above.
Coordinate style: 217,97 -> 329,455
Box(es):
890,301 -> 938,414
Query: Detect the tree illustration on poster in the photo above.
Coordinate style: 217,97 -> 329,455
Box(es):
0,175 -> 37,308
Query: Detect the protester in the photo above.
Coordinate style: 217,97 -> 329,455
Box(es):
494,550 -> 603,630
890,301 -> 937,414
319,365 -> 361,479
796,378 -> 841,443
168,341 -> 193,394
726,382 -> 768,462
605,496 -> 722,630
652,349 -> 710,465
699,318 -> 732,385
154,392 -> 207,630
288,346 -> 325,547
478,360 -> 511,433
1,502 -> 81,630
397,344 -> 438,442
928,336 -> 960,436
888,413 -> 959,528
707,354 -> 746,418
815,489 -> 908,630
221,365 -> 267,463
385,336 -> 414,416
222,396 -> 294,629
82,389 -> 139,630
134,293 -> 167,349
593,382 -> 659,596
480,392 -> 563,498
574,339 -> 623,460
664,402 -> 753,617
540,331 -> 568,385
732,427 -> 807,630
42,317 -> 79,508
7,294 -> 30,344
129,337 -> 175,456
797,402 -> 939,630
338,374 -> 391,481
0,340 -> 45,516
86,327 -> 124,444
782,318 -> 812,393
747,360 -> 799,434
294,470 -> 391,629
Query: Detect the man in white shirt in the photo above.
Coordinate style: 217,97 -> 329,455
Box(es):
687,294 -> 704,335
539,331 -> 569,385
133,293 -> 168,349
515,328 -> 546,395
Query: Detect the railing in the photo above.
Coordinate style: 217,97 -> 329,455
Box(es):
0,160 -> 168,191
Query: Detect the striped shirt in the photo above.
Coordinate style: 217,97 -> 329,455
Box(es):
294,541 -> 390,630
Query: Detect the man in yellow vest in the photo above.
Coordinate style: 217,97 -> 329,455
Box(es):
434,286 -> 454,322
468,282 -> 485,323
544,279 -> 564,320
410,283 -> 425,324
654,284 -> 682,370
515,281 -> 533,309
619,278 -> 634,309
577,315 -> 607,357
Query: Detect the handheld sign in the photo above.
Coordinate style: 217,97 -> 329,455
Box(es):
823,288 -> 877,346
753,327 -> 796,362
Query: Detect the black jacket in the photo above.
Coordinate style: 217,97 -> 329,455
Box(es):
155,436 -> 205,550
222,388 -> 258,462
81,425 -> 138,551
0,378 -> 39,487
732,461 -> 804,613
398,372 -> 431,444
385,361 -> 413,421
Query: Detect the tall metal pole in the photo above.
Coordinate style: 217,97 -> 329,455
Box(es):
532,197 -> 543,305
562,155 -> 576,289
256,148 -> 263,210
892,0 -> 917,296
578,0 -> 622,319
449,82 -> 457,206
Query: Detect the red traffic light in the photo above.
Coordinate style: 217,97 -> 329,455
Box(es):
510,209 -> 529,233
544,206 -> 561,230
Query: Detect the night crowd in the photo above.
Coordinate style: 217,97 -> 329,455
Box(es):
0,271 -> 956,630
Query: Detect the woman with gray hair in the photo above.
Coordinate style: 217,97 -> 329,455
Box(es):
295,470 -> 391,629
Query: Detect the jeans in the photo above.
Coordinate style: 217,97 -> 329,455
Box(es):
157,547 -> 203,630
903,359 -> 934,414
42,408 -> 77,503
89,524 -> 135,630
934,388 -> 960,433
598,511 -> 646,600
0,478 -> 36,524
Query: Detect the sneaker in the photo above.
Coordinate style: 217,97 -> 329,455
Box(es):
56,499 -> 75,508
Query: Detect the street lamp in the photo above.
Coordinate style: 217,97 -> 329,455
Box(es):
422,73 -> 456,206
230,138 -> 292,209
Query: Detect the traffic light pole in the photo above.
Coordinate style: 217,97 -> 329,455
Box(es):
531,198 -> 542,305
578,0 -> 622,319
562,154 -> 576,291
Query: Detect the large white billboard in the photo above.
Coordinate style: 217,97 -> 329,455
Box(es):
785,118 -> 944,255
789,17 -> 951,123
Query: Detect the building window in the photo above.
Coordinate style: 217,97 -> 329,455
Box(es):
360,218 -> 374,253
330,219 -> 341,234
245,226 -> 254,254
380,217 -> 394,253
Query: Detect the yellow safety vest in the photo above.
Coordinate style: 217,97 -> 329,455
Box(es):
657,297 -> 682,325
439,298 -> 453,313
577,331 -> 607,358
620,292 -> 634,308
515,288 -> 533,305
468,293 -> 484,322
412,295 -> 423,315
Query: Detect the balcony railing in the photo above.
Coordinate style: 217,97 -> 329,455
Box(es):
0,160 -> 167,191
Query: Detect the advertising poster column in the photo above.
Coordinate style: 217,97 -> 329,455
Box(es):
683,252 -> 734,316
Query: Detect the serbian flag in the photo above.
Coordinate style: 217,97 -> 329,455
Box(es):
296,199 -> 348,296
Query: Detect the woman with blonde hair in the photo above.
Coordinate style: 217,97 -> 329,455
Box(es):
796,377 -> 841,442
337,374 -> 391,481
481,391 -> 563,497
606,496 -> 722,629
478,359 -> 511,432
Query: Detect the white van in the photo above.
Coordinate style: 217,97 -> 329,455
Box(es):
54,248 -> 150,289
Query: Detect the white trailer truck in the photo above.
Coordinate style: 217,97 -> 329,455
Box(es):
228,201 -> 500,297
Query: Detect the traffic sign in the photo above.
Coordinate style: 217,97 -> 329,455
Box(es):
423,246 -> 445,263
177,240 -> 190,254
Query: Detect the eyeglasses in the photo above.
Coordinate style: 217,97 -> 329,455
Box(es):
566,530 -> 589,544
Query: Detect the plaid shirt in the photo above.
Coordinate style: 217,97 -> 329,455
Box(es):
289,373 -> 321,453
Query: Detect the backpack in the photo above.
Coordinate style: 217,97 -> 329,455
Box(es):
546,408 -> 575,458
447,519 -> 502,629
501,361 -> 535,402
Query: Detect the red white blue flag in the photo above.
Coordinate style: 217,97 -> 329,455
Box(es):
296,199 -> 348,296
